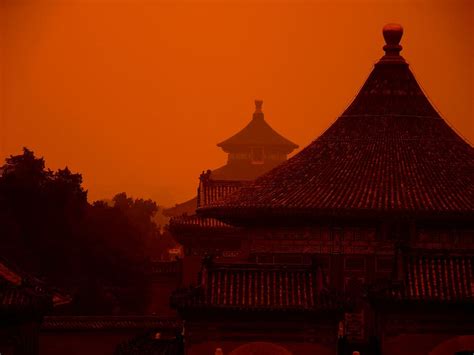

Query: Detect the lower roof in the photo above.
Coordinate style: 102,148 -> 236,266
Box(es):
370,254 -> 474,304
172,262 -> 347,312
0,259 -> 71,310
41,316 -> 181,331
169,215 -> 237,233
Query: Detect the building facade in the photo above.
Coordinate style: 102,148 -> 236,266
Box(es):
170,24 -> 474,355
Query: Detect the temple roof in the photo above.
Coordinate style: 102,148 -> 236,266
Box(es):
370,254 -> 474,304
217,100 -> 298,153
201,24 -> 474,223
1,261 -> 50,312
0,258 -> 71,310
41,316 -> 181,331
115,332 -> 184,355
171,261 -> 347,312
169,215 -> 237,233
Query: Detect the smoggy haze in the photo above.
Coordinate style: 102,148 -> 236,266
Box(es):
1,0 -> 473,206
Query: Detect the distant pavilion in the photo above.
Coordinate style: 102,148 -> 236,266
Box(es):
163,100 -> 298,216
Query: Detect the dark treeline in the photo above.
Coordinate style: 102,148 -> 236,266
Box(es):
0,148 -> 172,314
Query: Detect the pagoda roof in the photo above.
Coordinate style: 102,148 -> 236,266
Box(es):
217,100 -> 298,153
169,215 -> 237,233
41,316 -> 181,331
115,331 -> 184,355
171,261 -> 348,313
0,258 -> 72,311
370,254 -> 474,304
201,24 -> 474,223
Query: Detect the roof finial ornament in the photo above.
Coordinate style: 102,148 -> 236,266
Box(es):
253,99 -> 264,120
383,23 -> 403,55
379,23 -> 406,64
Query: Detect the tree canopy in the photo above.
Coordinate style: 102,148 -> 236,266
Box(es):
0,148 -> 164,314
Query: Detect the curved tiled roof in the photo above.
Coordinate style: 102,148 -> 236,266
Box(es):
201,25 -> 474,223
0,287 -> 39,308
169,215 -> 237,233
171,262 -> 347,312
217,100 -> 298,153
115,332 -> 184,355
0,259 -> 71,310
0,260 -> 22,286
41,316 -> 181,331
370,254 -> 474,304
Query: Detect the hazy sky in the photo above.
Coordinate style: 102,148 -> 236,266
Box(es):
1,0 -> 473,206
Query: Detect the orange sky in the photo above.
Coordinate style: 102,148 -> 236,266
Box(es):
1,0 -> 473,207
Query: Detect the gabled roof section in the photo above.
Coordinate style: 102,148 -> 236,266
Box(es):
171,261 -> 348,312
169,215 -> 237,233
200,24 -> 474,223
0,260 -> 22,286
370,254 -> 474,304
217,100 -> 298,153
0,258 -> 72,309
41,316 -> 181,331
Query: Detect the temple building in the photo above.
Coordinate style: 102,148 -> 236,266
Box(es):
213,99 -> 298,181
170,24 -> 474,355
163,100 -> 298,217
161,100 -> 299,288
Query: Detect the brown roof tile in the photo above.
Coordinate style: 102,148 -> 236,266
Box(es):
0,286 -> 37,307
371,254 -> 474,303
0,259 -> 71,308
0,261 -> 22,286
41,316 -> 181,331
169,215 -> 236,233
172,262 -> 346,312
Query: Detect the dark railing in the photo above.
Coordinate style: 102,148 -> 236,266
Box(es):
197,170 -> 245,208
150,260 -> 182,274
41,315 -> 181,331
169,215 -> 233,229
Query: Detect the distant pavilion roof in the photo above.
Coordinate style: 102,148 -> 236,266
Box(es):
201,24 -> 474,223
217,100 -> 298,153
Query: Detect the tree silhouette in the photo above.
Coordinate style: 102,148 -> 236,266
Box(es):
0,148 -> 161,314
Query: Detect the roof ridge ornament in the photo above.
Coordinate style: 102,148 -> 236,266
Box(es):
379,23 -> 406,64
253,99 -> 264,119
